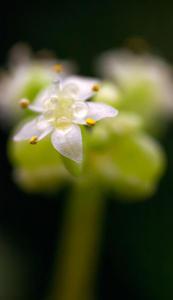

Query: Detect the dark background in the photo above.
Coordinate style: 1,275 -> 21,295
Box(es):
1,0 -> 173,299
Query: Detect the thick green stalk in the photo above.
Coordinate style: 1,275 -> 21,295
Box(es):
50,182 -> 105,300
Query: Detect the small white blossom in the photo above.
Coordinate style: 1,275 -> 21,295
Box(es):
14,76 -> 118,163
0,44 -> 75,126
97,49 -> 173,117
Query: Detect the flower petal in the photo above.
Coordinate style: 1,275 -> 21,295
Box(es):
29,89 -> 49,112
29,80 -> 61,112
51,125 -> 83,163
87,102 -> 118,121
63,76 -> 99,101
13,116 -> 52,141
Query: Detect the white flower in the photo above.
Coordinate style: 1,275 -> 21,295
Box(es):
97,49 -> 173,117
14,76 -> 118,163
0,44 -> 75,126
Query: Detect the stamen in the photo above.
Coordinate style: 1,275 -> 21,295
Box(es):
92,84 -> 100,92
29,136 -> 38,145
19,98 -> 30,109
86,118 -> 96,126
53,64 -> 63,73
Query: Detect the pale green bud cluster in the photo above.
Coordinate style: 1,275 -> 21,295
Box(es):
96,49 -> 173,133
2,46 -> 170,200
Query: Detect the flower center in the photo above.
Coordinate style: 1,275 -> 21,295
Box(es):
42,87 -> 88,130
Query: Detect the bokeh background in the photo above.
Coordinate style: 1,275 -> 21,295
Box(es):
1,0 -> 173,299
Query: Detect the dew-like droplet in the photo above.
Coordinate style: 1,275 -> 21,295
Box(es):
73,101 -> 88,119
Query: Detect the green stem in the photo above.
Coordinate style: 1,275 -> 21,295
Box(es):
50,182 -> 105,300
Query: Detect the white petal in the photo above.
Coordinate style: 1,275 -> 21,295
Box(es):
87,102 -> 118,121
62,76 -> 99,101
29,89 -> 50,112
13,116 -> 52,141
51,125 -> 83,163
29,80 -> 61,112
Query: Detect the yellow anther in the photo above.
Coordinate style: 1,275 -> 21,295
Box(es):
92,84 -> 100,92
86,118 -> 96,126
53,64 -> 63,73
29,136 -> 38,145
19,98 -> 30,109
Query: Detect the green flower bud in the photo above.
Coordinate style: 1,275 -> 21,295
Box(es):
88,132 -> 166,200
89,112 -> 143,150
117,81 -> 161,132
93,81 -> 121,107
8,134 -> 71,192
13,166 -> 69,193
8,136 -> 60,169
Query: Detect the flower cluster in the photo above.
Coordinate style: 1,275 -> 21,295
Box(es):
0,44 -> 169,200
